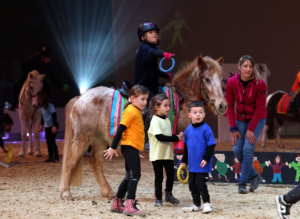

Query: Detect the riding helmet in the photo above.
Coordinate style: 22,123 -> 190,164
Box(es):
137,22 -> 159,42
40,46 -> 54,59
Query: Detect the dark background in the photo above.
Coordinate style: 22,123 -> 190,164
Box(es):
1,0 -> 300,133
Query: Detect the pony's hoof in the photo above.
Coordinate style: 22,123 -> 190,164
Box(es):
261,145 -> 266,148
62,191 -> 73,201
35,151 -> 42,157
35,154 -> 42,157
27,151 -> 33,155
19,153 -> 25,157
108,190 -> 116,199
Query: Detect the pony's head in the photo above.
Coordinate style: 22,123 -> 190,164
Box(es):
26,70 -> 45,108
174,56 -> 227,115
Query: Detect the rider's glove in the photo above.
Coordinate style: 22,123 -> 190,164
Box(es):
163,52 -> 175,61
166,73 -> 173,80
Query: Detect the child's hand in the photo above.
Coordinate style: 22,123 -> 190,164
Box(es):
180,163 -> 186,168
1,147 -> 8,153
163,52 -> 175,61
39,125 -> 43,133
103,148 -> 118,161
52,126 -> 57,134
179,132 -> 184,139
200,160 -> 207,168
139,152 -> 144,159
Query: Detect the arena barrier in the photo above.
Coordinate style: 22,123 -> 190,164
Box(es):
174,151 -> 300,185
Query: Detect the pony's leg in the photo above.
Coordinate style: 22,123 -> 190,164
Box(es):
276,116 -> 285,148
27,125 -> 34,155
33,114 -> 41,157
19,119 -> 29,157
261,125 -> 269,148
60,140 -> 86,201
89,139 -> 115,199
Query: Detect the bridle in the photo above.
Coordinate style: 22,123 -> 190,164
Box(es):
172,68 -> 220,115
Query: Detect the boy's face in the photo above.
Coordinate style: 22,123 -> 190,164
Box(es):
188,106 -> 205,124
142,30 -> 158,44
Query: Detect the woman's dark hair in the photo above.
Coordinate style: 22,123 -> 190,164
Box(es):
124,85 -> 149,109
189,101 -> 205,112
36,90 -> 51,109
3,113 -> 13,125
149,94 -> 169,119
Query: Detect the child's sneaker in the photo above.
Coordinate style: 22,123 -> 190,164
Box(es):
165,191 -> 180,204
123,199 -> 145,216
110,197 -> 125,213
182,204 -> 202,212
275,195 -> 292,219
154,199 -> 162,207
202,203 -> 213,213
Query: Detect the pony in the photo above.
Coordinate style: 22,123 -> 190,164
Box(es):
59,56 -> 227,201
18,70 -> 45,157
261,91 -> 300,148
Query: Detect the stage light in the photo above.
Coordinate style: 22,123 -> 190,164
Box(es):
39,0 -> 115,92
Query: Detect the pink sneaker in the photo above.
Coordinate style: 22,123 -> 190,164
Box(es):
110,197 -> 125,213
123,199 -> 145,216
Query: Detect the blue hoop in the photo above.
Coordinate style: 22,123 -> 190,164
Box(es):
159,57 -> 175,73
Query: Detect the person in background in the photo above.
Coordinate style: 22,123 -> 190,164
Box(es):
37,90 -> 59,163
9,47 -> 68,111
0,114 -> 14,153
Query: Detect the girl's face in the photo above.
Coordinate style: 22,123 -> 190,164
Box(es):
156,99 -> 170,116
142,30 -> 158,44
276,156 -> 280,163
131,94 -> 148,110
238,60 -> 253,81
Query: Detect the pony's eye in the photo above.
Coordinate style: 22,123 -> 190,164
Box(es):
205,78 -> 210,83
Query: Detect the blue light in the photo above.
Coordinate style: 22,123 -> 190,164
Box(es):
39,0 -> 115,92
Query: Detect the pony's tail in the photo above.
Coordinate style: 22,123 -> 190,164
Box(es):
61,96 -> 83,187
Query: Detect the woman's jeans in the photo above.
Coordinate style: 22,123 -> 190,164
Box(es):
233,119 -> 266,185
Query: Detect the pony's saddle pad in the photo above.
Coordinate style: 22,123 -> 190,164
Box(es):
277,93 -> 291,114
109,86 -> 179,137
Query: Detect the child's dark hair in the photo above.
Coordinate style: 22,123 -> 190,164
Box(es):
124,85 -> 149,109
36,90 -> 51,109
189,101 -> 205,112
3,113 -> 13,125
149,94 -> 169,119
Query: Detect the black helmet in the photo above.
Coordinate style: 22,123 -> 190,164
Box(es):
137,22 -> 159,42
41,46 -> 53,59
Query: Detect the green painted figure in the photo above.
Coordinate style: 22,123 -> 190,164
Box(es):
215,154 -> 230,182
288,154 -> 300,184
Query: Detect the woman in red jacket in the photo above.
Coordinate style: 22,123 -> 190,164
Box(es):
226,55 -> 267,194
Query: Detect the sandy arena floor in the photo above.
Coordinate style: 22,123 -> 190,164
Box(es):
0,138 -> 299,219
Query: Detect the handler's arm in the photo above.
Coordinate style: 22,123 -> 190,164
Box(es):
155,134 -> 179,142
110,125 -> 127,149
181,143 -> 188,164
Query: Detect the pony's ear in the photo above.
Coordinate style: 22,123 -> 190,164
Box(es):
29,73 -> 35,80
41,74 -> 46,81
216,57 -> 224,66
197,56 -> 207,70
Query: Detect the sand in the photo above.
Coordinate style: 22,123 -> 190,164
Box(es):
0,138 -> 299,219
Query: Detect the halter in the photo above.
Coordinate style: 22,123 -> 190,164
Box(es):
173,68 -> 215,104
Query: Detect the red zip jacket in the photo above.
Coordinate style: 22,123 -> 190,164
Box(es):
225,72 -> 267,132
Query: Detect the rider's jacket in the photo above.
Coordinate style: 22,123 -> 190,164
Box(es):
134,42 -> 169,89
291,71 -> 300,92
226,72 -> 267,132
19,53 -> 62,89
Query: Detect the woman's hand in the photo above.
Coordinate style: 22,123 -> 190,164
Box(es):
52,126 -> 57,134
231,131 -> 241,146
245,130 -> 256,145
103,148 -> 118,161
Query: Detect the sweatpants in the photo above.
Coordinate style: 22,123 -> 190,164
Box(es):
116,145 -> 141,200
152,160 -> 174,200
45,125 -> 59,160
189,172 -> 210,206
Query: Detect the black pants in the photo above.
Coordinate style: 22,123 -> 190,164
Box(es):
0,137 -> 3,149
116,145 -> 141,200
45,125 -> 59,160
189,172 -> 210,206
286,183 -> 300,204
152,160 -> 174,200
